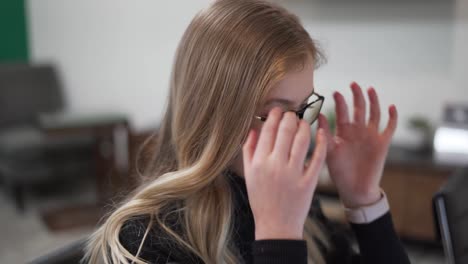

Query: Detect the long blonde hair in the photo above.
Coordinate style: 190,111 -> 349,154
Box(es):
83,0 -> 329,263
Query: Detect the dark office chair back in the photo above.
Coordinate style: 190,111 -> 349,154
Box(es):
0,63 -> 64,127
433,167 -> 468,264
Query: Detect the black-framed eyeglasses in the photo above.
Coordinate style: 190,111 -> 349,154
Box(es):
254,92 -> 325,125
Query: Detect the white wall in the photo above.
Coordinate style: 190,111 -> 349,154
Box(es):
27,0 -> 212,130
27,0 -> 467,145
454,0 -> 468,94
277,0 -> 464,145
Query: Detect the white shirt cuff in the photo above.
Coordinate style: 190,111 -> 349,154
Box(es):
344,189 -> 390,224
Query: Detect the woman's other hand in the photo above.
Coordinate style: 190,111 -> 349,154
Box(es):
318,82 -> 398,208
242,106 -> 327,240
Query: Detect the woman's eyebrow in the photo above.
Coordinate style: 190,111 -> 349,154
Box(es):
265,89 -> 315,107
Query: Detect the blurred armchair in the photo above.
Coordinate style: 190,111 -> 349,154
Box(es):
433,166 -> 468,264
0,63 -> 95,211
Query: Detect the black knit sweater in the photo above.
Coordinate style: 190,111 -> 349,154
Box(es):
118,170 -> 411,263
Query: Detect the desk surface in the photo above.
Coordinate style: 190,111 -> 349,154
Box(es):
39,112 -> 128,130
387,145 -> 461,171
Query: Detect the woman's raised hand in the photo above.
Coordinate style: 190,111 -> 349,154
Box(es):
242,106 -> 327,240
318,82 -> 398,208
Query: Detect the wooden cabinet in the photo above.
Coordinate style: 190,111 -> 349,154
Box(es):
316,147 -> 455,242
381,165 -> 451,241
43,114 -> 131,203
40,114 -> 131,231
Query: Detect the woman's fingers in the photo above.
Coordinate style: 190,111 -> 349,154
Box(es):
242,129 -> 258,169
382,105 -> 398,141
254,107 -> 283,159
318,113 -> 335,152
367,87 -> 381,129
273,112 -> 299,161
289,119 -> 311,168
333,91 -> 350,127
303,129 -> 327,186
350,82 -> 366,125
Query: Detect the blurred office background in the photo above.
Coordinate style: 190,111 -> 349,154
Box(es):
1,0 -> 467,263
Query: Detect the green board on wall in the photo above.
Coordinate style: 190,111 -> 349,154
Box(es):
0,0 -> 29,62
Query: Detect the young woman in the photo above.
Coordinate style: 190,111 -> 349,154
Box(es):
84,0 -> 411,263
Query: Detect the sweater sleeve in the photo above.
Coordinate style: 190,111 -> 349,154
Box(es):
119,214 -> 310,264
118,216 -> 202,264
121,220 -> 310,264
351,211 -> 411,264
252,239 -> 308,264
